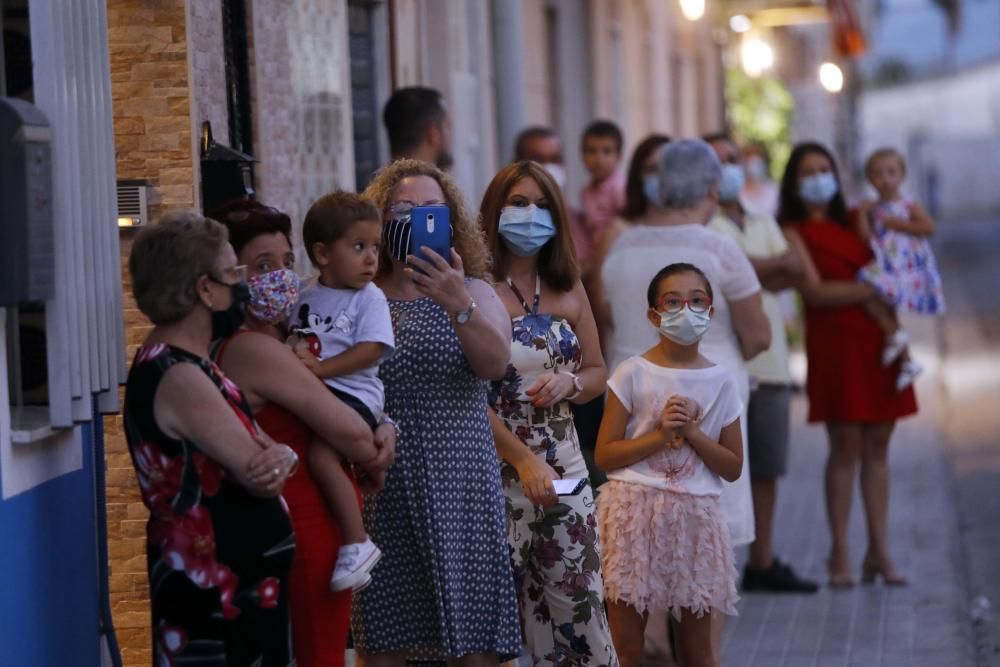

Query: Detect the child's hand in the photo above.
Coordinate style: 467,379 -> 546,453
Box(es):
659,395 -> 690,444
293,344 -> 322,376
666,397 -> 703,444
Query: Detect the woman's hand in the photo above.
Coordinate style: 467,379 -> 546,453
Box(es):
405,248 -> 473,316
353,421 -> 397,494
515,455 -> 561,508
525,373 -> 577,408
246,434 -> 298,496
369,421 -> 397,473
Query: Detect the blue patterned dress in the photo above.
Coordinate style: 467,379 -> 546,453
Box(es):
489,277 -> 618,667
352,294 -> 521,662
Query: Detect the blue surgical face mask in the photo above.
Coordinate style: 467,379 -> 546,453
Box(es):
643,174 -> 661,208
718,164 -> 745,204
498,205 -> 556,257
745,156 -> 768,181
799,172 -> 839,205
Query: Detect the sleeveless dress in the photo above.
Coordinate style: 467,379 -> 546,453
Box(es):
489,277 -> 618,667
351,295 -> 521,661
857,197 -> 945,314
215,330 -> 357,667
123,343 -> 295,666
795,220 -> 918,423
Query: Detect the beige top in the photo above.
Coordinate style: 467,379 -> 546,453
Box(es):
708,208 -> 792,385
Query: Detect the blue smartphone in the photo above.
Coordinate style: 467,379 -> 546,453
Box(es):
409,204 -> 451,271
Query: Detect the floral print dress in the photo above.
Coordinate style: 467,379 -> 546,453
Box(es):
490,277 -> 618,667
857,197 -> 945,314
123,344 -> 295,666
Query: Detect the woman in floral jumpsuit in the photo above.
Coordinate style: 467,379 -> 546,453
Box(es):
481,161 -> 619,667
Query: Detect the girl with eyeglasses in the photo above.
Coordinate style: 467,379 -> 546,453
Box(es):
596,263 -> 743,667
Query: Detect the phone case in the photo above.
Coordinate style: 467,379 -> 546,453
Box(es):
409,204 -> 451,270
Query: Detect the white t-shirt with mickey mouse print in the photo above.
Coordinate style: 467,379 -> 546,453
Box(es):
293,281 -> 395,418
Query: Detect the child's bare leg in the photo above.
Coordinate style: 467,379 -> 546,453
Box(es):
308,437 -> 367,545
607,600 -> 647,667
673,608 -> 716,667
861,298 -> 900,336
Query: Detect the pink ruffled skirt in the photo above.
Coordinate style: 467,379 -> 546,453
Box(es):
598,480 -> 739,620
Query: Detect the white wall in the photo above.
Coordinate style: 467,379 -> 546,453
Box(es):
393,0 -> 498,206
859,58 -> 1000,219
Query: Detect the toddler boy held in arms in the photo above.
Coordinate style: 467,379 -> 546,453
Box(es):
290,191 -> 395,592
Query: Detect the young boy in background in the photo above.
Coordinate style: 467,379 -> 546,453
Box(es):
575,120 -> 626,275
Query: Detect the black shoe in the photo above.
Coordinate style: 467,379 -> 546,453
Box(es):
742,557 -> 819,593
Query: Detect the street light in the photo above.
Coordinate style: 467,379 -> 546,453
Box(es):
680,0 -> 705,21
819,62 -> 844,92
741,36 -> 774,77
729,14 -> 752,33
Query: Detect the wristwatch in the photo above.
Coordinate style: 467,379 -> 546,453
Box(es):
455,299 -> 478,325
567,372 -> 584,401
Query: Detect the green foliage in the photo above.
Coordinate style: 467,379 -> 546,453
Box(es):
725,67 -> 794,180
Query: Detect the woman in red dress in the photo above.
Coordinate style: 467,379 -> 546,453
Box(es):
211,201 -> 398,666
779,143 -> 917,588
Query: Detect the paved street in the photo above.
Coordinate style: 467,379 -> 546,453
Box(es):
352,220 -> 1000,667
718,217 -> 1000,666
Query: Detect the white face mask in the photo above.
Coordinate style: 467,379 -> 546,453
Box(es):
656,305 -> 711,345
540,163 -> 567,191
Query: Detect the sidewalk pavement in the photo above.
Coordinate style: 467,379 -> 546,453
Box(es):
719,345 -> 978,665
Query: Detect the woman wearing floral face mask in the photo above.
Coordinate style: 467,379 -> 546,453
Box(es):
210,199 -> 397,667
478,161 -> 617,666
778,143 -> 917,587
124,212 -> 300,665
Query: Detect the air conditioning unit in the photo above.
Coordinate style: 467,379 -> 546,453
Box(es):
117,179 -> 149,227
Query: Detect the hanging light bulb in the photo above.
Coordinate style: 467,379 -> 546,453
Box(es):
819,62 -> 844,92
741,36 -> 774,77
680,0 -> 705,21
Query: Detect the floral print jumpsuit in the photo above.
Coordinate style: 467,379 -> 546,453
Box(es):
490,277 -> 618,667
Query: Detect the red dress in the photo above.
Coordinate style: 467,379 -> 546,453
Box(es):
216,332 -> 358,667
795,219 -> 918,423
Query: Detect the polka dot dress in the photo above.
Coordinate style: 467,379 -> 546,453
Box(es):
351,296 -> 521,662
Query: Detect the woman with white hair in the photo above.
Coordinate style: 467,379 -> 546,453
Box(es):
591,138 -> 771,574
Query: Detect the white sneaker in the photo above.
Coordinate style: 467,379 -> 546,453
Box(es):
882,330 -> 910,367
330,538 -> 382,592
896,359 -> 923,392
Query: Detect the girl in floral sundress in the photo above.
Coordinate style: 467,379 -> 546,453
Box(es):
596,263 -> 743,667
482,161 -> 618,667
857,147 -> 945,392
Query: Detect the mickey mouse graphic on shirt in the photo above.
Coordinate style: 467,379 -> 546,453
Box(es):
292,303 -> 333,357
292,303 -> 356,358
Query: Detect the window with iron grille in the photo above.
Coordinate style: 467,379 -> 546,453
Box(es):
222,0 -> 253,156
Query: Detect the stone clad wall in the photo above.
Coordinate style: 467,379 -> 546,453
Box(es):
105,0 -> 200,662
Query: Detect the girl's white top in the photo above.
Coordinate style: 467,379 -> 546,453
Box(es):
601,223 -> 760,544
607,356 -> 743,497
